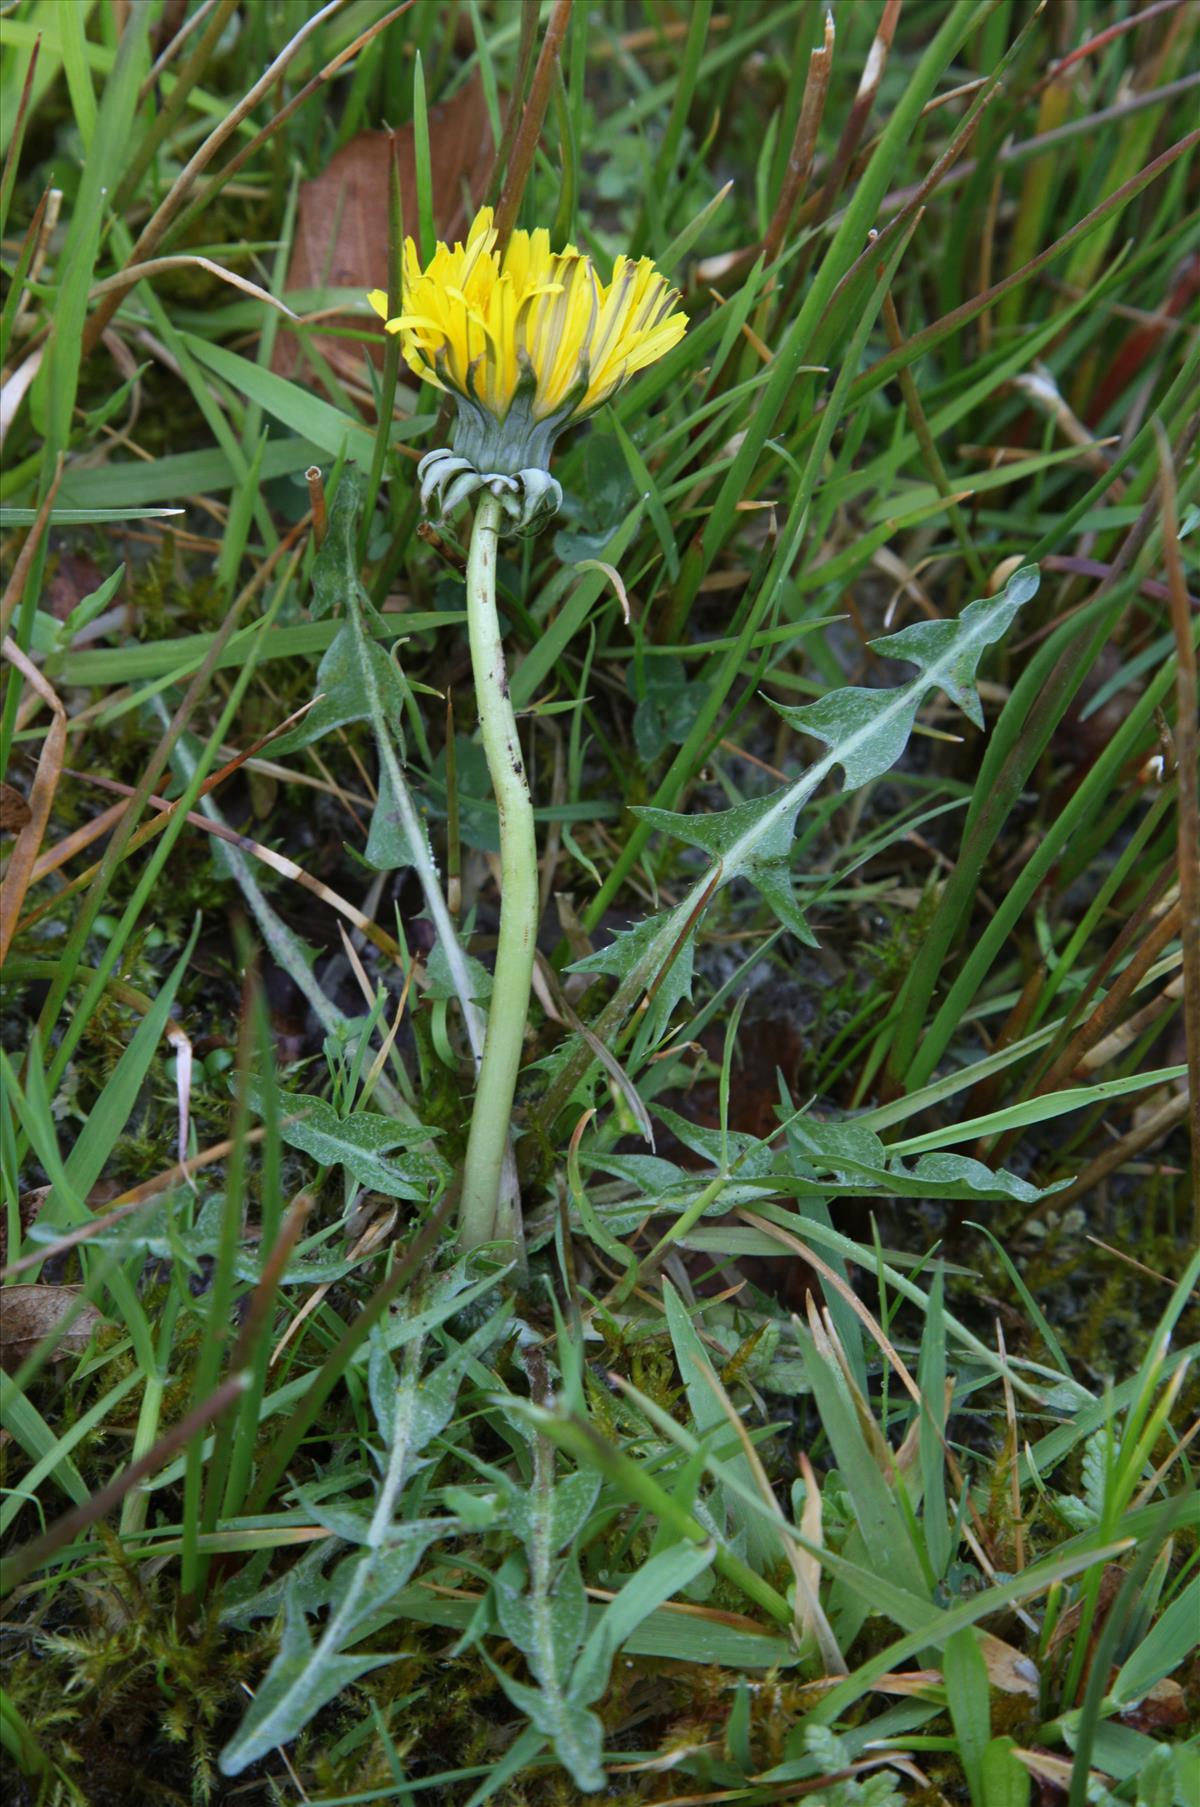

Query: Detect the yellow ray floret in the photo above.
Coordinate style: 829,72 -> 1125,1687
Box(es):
368,207 -> 687,424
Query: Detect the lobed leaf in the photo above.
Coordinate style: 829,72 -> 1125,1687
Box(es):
262,1086 -> 449,1200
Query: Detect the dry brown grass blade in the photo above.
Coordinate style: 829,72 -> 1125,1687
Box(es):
812,0 -> 900,225
814,42 -> 1008,327
995,1320 -> 1025,1573
879,77 -> 1200,222
1042,0 -> 1185,86
533,950 -> 654,1145
804,1292 -> 895,1471
1156,421 -> 1200,1220
27,797 -> 127,882
1031,898 -> 1180,1099
766,7 -> 836,262
228,1197 -> 314,1376
270,1203 -> 397,1369
795,1449 -> 828,1651
0,640 -> 66,962
685,1356 -> 846,1672
642,863 -> 724,1013
485,0 -> 540,208
187,809 -> 405,965
0,27 -> 40,236
114,0 -> 241,215
359,963 -> 417,1108
90,256 -> 298,318
0,453 -> 62,637
1081,968 -> 1184,1071
494,0 -> 572,246
638,1752 -> 926,1806
1132,1410 -> 1200,1509
1052,1089 -> 1190,1209
740,1210 -> 930,1419
739,1208 -> 1015,1560
138,0 -> 223,103
697,9 -> 834,285
862,130 -> 1200,425
0,183 -> 50,364
168,2 -> 418,257
34,766 -> 406,969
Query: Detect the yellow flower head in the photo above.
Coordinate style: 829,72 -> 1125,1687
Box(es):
368,207 -> 687,493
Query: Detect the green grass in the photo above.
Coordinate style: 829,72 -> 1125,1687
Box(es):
1,2 -> 1197,1803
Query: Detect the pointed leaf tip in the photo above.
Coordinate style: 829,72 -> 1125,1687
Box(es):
776,561 -> 1039,790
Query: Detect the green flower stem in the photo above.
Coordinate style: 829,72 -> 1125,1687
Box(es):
459,491 -> 537,1254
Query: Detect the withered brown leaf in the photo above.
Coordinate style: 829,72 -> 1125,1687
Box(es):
273,75 -> 494,393
0,782 -> 32,833
0,1284 -> 104,1372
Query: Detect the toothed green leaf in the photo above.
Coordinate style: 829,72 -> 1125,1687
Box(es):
218,1589 -> 392,1776
632,791 -> 819,944
494,1553 -> 590,1689
598,567 -> 1039,1022
776,570 -> 1038,783
253,1086 -> 449,1200
569,908 -> 695,1044
267,620 -> 408,757
507,1469 -> 601,1555
488,1662 -> 605,1793
365,753 -> 435,870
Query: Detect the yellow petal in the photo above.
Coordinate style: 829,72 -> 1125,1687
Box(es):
369,211 -> 686,430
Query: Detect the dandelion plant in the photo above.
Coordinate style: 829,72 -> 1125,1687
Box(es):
2,5 -> 1195,1801
370,207 -> 687,1254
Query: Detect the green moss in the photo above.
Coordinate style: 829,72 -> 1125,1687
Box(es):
5,1578 -> 279,1806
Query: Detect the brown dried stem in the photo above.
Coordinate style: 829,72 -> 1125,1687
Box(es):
811,0 -> 900,229
486,0 -> 541,209
0,641 -> 65,963
1034,900 -> 1182,1100
138,0 -> 221,103
0,1126 -> 278,1282
306,465 -> 328,548
112,0 -> 242,215
494,0 -> 573,247
1051,1090 -> 1191,1210
15,661 -> 316,935
698,10 -> 835,286
0,455 -> 62,638
0,29 -> 40,238
48,767 -> 407,969
167,1 -> 416,254
766,9 -> 836,265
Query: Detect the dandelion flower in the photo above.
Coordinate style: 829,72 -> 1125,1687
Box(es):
369,206 -> 687,532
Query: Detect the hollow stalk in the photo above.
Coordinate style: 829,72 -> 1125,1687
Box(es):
459,492 -> 537,1253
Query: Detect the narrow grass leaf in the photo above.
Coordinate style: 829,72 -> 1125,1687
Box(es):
181,334 -> 375,460
1108,1575 -> 1199,1710
663,1279 -> 777,1570
917,1271 -> 951,1582
945,1625 -> 992,1805
983,1737 -> 1032,1807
